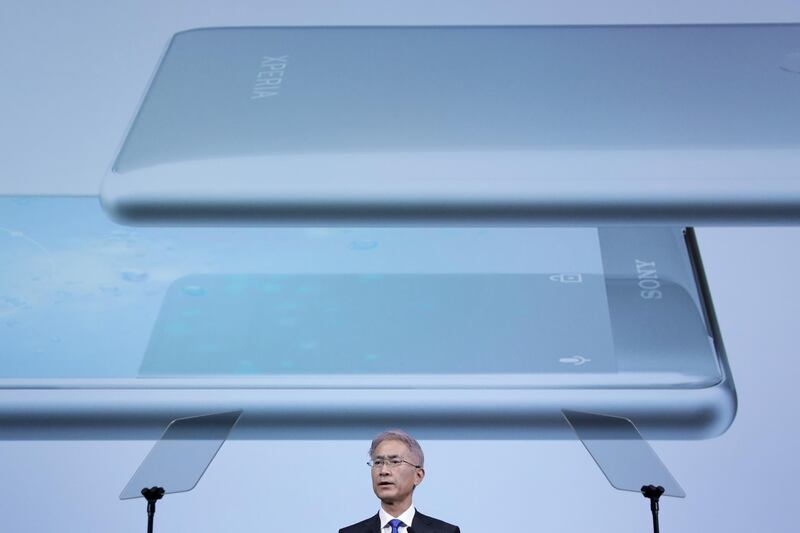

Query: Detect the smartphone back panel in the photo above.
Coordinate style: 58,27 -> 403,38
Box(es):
102,25 -> 800,224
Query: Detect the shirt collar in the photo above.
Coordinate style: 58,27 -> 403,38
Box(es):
379,505 -> 416,529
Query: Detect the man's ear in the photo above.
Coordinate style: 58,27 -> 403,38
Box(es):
415,467 -> 425,486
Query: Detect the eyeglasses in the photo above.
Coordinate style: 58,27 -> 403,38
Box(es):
367,457 -> 422,469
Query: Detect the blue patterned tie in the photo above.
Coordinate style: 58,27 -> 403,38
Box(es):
389,519 -> 404,533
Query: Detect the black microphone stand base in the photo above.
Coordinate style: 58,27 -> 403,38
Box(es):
641,484 -> 665,533
141,486 -> 165,533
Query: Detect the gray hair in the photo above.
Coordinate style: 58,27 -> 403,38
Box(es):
368,429 -> 425,467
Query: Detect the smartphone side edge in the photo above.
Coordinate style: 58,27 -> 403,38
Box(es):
682,227 -> 738,436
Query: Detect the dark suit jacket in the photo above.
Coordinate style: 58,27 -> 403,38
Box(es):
339,511 -> 460,533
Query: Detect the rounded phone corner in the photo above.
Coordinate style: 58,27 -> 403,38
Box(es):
99,171 -> 134,226
691,378 -> 738,440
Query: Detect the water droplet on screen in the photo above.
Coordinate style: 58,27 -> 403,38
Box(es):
260,282 -> 282,294
224,282 -> 246,294
99,285 -> 121,296
275,301 -> 300,312
298,340 -> 318,351
120,269 -> 148,283
182,285 -> 206,297
297,285 -> 317,294
235,360 -> 258,374
54,290 -> 71,303
0,296 -> 26,313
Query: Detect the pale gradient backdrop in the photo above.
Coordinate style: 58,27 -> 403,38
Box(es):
1,1 -> 799,531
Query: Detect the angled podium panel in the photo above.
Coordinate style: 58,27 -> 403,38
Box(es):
563,409 -> 684,533
121,411 -> 242,532
120,410 -> 242,499
563,409 -> 684,497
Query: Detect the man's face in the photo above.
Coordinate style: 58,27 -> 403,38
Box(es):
370,439 -> 425,507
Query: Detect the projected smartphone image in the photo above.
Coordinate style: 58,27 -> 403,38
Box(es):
0,197 -> 735,439
101,25 -> 800,225
141,273 -> 715,388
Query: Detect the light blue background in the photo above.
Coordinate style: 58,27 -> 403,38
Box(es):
1,1 -> 800,531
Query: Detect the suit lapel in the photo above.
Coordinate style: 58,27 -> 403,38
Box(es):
410,511 -> 432,533
367,513 -> 381,533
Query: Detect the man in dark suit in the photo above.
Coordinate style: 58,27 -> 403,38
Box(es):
339,429 -> 460,533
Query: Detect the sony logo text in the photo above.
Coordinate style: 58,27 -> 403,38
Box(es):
251,55 -> 288,99
635,259 -> 662,300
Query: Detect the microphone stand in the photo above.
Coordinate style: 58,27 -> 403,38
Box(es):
141,486 -> 165,533
641,485 -> 665,533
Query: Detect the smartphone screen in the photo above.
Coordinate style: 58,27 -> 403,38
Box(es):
141,273 -> 617,377
0,197 -> 719,387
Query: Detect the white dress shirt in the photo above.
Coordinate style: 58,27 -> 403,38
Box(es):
379,505 -> 416,533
